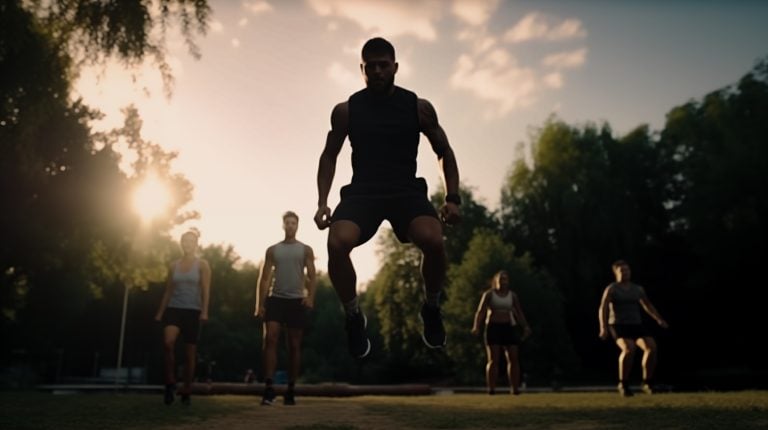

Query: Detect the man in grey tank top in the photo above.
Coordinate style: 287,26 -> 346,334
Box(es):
598,260 -> 669,397
255,211 -> 317,406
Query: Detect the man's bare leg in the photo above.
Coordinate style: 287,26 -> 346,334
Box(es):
409,216 -> 447,348
637,337 -> 658,393
616,338 -> 636,396
327,221 -> 370,357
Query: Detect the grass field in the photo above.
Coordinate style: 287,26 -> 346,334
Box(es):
2,390 -> 767,430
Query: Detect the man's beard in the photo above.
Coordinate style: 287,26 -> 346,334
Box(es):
367,75 -> 395,94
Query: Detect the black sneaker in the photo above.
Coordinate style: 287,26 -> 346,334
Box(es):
345,311 -> 371,358
180,393 -> 191,406
618,383 -> 634,397
261,385 -> 276,406
284,389 -> 296,405
419,303 -> 446,348
163,384 -> 175,405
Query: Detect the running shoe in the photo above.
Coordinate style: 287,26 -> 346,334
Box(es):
261,385 -> 276,406
345,311 -> 371,358
419,303 -> 446,348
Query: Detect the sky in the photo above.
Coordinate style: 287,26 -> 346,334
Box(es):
75,0 -> 768,289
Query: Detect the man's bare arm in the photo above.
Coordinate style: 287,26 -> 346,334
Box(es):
303,245 -> 317,308
255,247 -> 275,316
419,98 -> 460,224
315,102 -> 349,229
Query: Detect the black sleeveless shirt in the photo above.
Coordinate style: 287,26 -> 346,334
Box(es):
348,86 -> 420,185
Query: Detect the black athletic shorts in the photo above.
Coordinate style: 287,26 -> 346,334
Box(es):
331,178 -> 439,245
162,307 -> 201,344
264,296 -> 309,329
609,324 -> 651,341
485,322 -> 521,346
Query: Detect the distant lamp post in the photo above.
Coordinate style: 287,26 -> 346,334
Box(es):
115,281 -> 131,388
116,173 -> 171,388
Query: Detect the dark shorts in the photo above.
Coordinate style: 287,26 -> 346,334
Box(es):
485,322 -> 521,346
264,296 -> 309,329
609,324 -> 651,341
162,307 -> 201,344
331,178 -> 439,245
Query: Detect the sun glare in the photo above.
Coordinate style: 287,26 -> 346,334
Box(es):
132,173 -> 171,222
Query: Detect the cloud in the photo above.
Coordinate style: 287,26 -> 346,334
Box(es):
542,48 -> 588,69
231,38 -> 241,48
242,0 -> 273,15
238,18 -> 249,27
450,9 -> 587,117
450,50 -> 538,117
451,0 -> 499,26
457,27 -> 497,54
504,12 -> 586,43
542,72 -> 563,89
307,0 -> 442,41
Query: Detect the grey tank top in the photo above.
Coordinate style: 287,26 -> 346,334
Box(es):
270,242 -> 306,299
486,290 -> 518,325
168,259 -> 201,310
608,282 -> 646,325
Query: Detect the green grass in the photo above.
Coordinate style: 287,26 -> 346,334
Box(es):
0,391 -> 251,430
359,392 -> 768,429
1,390 -> 767,430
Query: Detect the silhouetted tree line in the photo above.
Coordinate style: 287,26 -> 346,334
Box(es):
2,1 -> 766,388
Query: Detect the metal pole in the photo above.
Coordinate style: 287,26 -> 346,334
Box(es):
115,283 -> 129,389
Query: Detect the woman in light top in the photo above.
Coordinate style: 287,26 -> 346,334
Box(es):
154,230 -> 211,405
598,260 -> 668,397
472,270 -> 531,395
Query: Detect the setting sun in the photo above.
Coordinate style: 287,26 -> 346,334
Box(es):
132,173 -> 171,222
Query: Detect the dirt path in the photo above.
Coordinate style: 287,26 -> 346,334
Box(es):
148,395 -> 618,430
153,397 -> 402,430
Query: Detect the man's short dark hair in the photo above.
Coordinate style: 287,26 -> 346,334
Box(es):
283,211 -> 299,222
612,260 -> 629,270
362,37 -> 395,61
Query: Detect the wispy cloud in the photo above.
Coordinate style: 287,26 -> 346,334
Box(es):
231,38 -> 241,48
542,72 -> 563,89
542,48 -> 588,69
504,12 -> 586,43
238,18 -> 249,27
451,50 -> 538,117
451,0 -> 499,26
242,0 -> 273,15
307,0 -> 442,41
451,7 -> 588,117
457,27 -> 497,54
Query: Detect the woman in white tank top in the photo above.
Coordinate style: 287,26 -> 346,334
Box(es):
471,270 -> 531,395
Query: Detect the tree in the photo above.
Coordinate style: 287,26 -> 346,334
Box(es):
0,0 -> 210,378
656,56 -> 768,372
